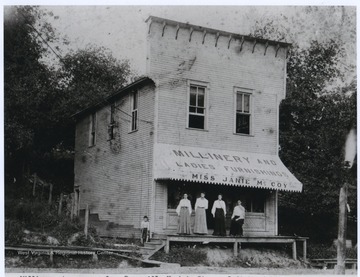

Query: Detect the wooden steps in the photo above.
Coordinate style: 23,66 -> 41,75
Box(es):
139,239 -> 166,259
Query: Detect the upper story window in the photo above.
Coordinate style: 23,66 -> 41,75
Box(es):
188,83 -> 207,130
130,91 -> 138,132
108,103 -> 116,140
89,112 -> 97,146
235,91 -> 252,135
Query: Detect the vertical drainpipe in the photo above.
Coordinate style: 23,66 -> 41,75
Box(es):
275,92 -> 279,236
147,17 -> 157,235
150,85 -> 159,235
275,45 -> 288,236
276,45 -> 289,235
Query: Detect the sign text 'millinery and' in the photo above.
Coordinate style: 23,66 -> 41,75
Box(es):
172,149 -> 290,178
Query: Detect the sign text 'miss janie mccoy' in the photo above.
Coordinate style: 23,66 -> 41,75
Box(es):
171,149 -> 292,189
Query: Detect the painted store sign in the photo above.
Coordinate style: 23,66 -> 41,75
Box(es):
154,143 -> 302,192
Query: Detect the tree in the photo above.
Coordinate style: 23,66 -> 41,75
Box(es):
55,46 -> 132,121
4,6 -> 134,196
250,19 -> 357,241
4,6 -> 58,187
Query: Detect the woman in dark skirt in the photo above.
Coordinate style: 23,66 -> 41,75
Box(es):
230,200 -> 245,237
176,193 -> 192,234
211,194 -> 227,236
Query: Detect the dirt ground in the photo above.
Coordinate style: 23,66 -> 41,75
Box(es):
5,246 -> 357,275
5,266 -> 358,275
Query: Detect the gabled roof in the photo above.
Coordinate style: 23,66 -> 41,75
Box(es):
72,77 -> 155,119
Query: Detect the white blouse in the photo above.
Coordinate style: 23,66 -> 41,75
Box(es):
141,220 -> 150,229
176,199 -> 192,215
211,200 -> 226,216
195,198 -> 208,210
231,205 -> 245,219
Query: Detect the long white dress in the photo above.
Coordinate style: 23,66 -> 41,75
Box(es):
176,199 -> 192,234
193,197 -> 208,234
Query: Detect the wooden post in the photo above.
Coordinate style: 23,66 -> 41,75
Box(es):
233,241 -> 238,256
49,249 -> 54,264
41,182 -> 44,200
58,193 -> 63,216
292,241 -> 297,260
77,193 -> 81,216
32,173 -> 37,196
335,184 -> 348,275
74,190 -> 78,217
92,252 -> 98,262
165,238 -> 170,253
48,183 -> 53,205
303,239 -> 307,261
70,195 -> 75,221
84,204 -> 89,238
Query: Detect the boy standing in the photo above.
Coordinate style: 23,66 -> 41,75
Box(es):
140,216 -> 150,244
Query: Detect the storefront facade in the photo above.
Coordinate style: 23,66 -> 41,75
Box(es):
73,16 -> 302,238
152,144 -> 301,236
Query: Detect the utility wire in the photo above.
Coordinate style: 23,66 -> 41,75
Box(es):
17,8 -> 153,125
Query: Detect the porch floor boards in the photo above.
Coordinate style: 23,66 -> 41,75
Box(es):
164,234 -> 308,260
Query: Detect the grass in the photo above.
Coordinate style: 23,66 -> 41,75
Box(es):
151,246 -> 209,266
307,242 -> 357,259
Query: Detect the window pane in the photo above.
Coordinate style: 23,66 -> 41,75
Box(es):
91,133 -> 95,146
133,92 -> 138,109
197,108 -> 204,114
236,93 -> 243,112
190,86 -> 197,106
236,114 -> 250,134
189,106 -> 196,113
91,113 -> 96,132
252,196 -> 265,212
132,110 -> 137,131
198,87 -> 205,107
189,114 -> 205,129
110,104 -> 115,123
244,94 -> 250,113
244,198 -> 251,212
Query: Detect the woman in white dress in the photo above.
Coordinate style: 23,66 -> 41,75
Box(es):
194,192 -> 208,234
176,193 -> 192,234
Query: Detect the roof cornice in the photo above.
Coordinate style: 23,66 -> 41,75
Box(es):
146,16 -> 291,49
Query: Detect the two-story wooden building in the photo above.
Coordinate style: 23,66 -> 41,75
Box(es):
73,16 -> 302,238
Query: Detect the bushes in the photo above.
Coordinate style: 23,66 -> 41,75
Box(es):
49,217 -> 82,245
307,242 -> 357,259
5,198 -> 61,232
5,197 -> 99,247
152,247 -> 208,266
5,219 -> 24,245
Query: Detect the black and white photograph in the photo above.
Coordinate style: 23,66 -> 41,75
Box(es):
3,2 -> 357,276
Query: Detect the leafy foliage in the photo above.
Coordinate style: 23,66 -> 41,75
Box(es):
5,219 -> 25,245
4,6 -> 133,195
251,20 -> 357,242
307,242 -> 357,259
57,46 -> 131,112
4,6 -> 57,155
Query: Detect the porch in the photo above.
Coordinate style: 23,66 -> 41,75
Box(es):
164,234 -> 308,261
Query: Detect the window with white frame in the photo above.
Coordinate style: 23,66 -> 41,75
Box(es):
130,91 -> 138,131
188,84 -> 206,129
108,103 -> 115,140
89,112 -> 97,146
235,92 -> 251,135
